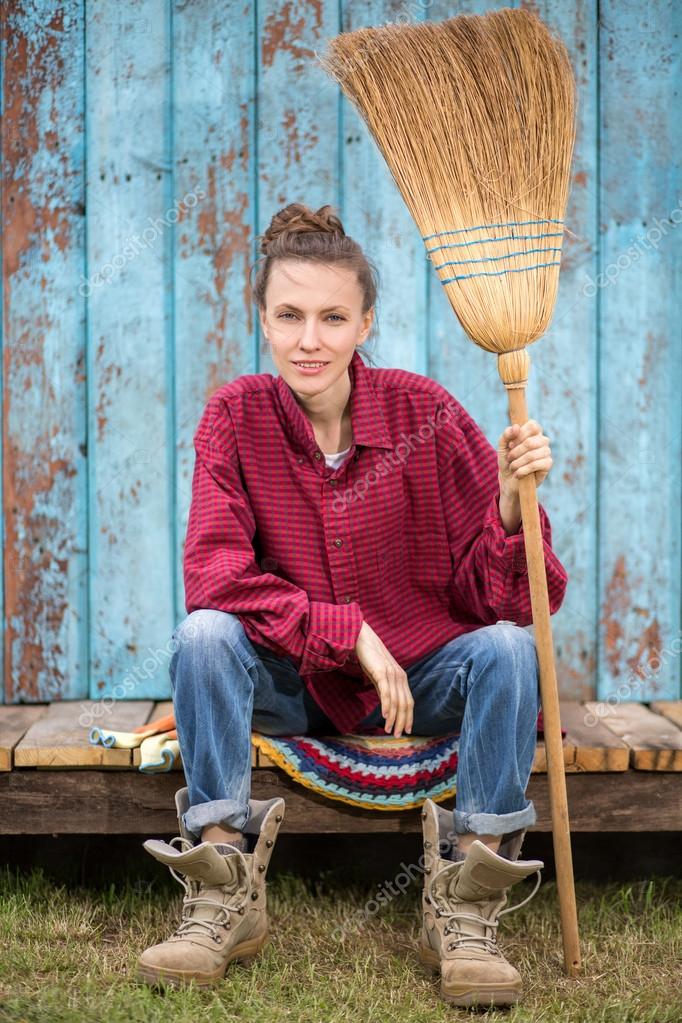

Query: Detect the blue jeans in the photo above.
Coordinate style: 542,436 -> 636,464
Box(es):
169,609 -> 541,841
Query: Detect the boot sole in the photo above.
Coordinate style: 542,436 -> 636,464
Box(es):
136,929 -> 269,989
417,944 -> 523,1007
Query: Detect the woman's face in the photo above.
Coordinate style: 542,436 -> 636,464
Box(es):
259,258 -> 373,396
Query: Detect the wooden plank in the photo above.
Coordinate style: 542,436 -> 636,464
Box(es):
1,767 -> 680,834
530,697 -> 635,774
531,737 -> 576,774
650,700 -> 682,731
536,0 -> 600,704
518,0 -> 600,702
147,700 -> 174,721
254,769 -> 682,833
256,0 -> 341,380
424,0 -> 600,701
341,0 -> 428,376
559,699 -> 629,772
14,699 -> 155,768
1,0 -> 88,701
597,1 -> 682,701
584,701 -> 682,771
85,0 -> 176,700
172,0 -> 257,618
0,705 -> 49,771
255,744 -> 278,769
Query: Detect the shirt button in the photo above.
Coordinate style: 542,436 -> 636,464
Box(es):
329,478 -> 337,486
344,595 -> 352,603
314,451 -> 322,460
333,538 -> 343,548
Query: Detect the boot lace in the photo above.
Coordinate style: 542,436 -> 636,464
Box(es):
426,863 -> 543,955
166,835 -> 253,944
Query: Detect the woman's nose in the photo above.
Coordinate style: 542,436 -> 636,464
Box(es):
299,317 -> 322,347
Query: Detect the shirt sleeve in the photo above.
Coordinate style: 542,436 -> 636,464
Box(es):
434,396 -> 568,626
183,396 -> 364,674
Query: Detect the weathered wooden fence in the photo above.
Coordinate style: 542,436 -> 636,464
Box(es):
1,0 -> 680,704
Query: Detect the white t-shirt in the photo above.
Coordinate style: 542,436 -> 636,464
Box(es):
323,445 -> 351,470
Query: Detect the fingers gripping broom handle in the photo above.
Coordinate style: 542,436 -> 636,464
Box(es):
505,382 -> 581,978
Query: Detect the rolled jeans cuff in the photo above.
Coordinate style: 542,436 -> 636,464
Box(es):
454,799 -> 536,837
183,798 -> 252,839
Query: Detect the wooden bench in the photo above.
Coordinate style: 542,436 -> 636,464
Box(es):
1,699 -> 680,835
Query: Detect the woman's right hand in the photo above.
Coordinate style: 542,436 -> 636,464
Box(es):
354,620 -> 414,737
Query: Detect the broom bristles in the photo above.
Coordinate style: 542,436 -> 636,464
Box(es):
318,8 -> 576,357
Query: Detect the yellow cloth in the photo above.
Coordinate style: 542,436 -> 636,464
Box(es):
88,726 -> 180,773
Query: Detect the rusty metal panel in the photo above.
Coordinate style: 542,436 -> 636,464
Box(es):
426,0 -> 601,700
597,0 -> 682,701
1,1 -> 680,705
256,0 -> 342,381
524,0 -> 600,701
172,0 -> 258,616
85,0 -> 175,700
1,0 -> 88,702
340,1 -> 429,375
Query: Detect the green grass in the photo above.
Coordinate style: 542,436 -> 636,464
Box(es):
0,863 -> 680,1022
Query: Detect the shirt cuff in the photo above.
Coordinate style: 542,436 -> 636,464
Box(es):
483,492 -> 551,575
299,600 -> 365,675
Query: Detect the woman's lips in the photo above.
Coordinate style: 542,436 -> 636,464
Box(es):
291,361 -> 330,375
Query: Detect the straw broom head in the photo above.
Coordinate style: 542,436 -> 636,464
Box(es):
318,8 -> 576,387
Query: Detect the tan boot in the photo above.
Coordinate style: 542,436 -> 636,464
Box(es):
417,797 -> 543,1007
136,786 -> 285,988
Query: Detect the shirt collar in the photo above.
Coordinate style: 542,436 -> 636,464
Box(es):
274,348 -> 394,455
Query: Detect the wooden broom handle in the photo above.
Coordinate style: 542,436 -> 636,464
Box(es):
506,385 -> 581,977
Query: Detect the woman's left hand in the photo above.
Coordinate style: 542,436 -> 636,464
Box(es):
497,420 -> 553,496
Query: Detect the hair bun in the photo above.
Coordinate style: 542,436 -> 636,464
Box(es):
259,202 -> 345,255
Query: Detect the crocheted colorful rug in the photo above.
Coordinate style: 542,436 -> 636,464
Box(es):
250,731 -> 460,810
88,710 -> 559,811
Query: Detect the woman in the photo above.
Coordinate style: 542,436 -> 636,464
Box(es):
137,203 -> 568,1006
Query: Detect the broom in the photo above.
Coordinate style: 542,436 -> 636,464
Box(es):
318,7 -> 580,976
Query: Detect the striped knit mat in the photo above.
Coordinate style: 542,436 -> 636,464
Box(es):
250,710 -> 557,811
250,731 -> 460,811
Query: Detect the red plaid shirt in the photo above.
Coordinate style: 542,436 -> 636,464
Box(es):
183,349 -> 568,733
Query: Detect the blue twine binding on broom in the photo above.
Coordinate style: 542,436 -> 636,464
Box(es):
423,218 -> 564,241
423,218 -> 565,282
433,245 -> 563,269
425,232 -> 563,253
437,260 -> 562,283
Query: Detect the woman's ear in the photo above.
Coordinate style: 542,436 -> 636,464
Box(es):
359,306 -> 374,340
259,307 -> 269,340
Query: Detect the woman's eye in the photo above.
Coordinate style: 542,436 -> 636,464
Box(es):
276,313 -> 345,322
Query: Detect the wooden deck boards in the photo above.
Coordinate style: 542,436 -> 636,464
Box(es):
2,695 -> 678,773
12,700 -> 156,769
583,701 -> 682,770
3,699 -> 680,774
1,699 -> 680,835
1,768 -> 680,834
